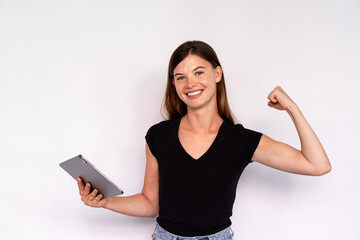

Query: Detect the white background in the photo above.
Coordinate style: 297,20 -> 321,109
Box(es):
1,0 -> 359,239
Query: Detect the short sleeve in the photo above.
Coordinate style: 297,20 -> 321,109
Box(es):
145,124 -> 158,158
236,124 -> 263,163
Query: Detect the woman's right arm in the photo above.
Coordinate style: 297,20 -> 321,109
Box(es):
77,143 -> 159,218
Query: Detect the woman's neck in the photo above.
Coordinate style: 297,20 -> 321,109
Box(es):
182,108 -> 223,133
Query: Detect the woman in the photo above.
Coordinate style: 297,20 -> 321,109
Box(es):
77,41 -> 331,240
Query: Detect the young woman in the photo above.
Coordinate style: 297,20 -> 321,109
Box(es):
77,41 -> 331,240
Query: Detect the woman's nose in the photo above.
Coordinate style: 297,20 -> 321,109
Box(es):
186,76 -> 197,88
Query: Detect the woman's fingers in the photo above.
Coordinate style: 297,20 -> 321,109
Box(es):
84,182 -> 91,196
77,179 -> 104,207
85,189 -> 103,207
268,101 -> 277,108
267,86 -> 294,110
267,87 -> 281,110
88,189 -> 98,201
77,178 -> 84,194
94,193 -> 103,203
267,88 -> 278,103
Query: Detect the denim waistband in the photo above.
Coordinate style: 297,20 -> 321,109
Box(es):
152,224 -> 234,240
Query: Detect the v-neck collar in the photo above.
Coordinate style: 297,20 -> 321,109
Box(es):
176,117 -> 225,161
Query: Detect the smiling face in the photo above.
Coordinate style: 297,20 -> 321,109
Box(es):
172,54 -> 222,112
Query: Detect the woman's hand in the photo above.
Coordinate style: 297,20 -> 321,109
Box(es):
252,85 -> 331,176
267,86 -> 296,111
77,178 -> 107,208
74,144 -> 160,217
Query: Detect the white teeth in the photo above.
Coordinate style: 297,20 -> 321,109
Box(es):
187,90 -> 203,96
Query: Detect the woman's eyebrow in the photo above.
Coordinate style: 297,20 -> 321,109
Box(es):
193,66 -> 205,71
174,72 -> 183,77
174,66 -> 205,77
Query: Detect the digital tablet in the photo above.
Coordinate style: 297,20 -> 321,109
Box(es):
60,155 -> 124,198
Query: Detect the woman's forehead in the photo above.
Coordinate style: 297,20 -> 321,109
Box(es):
174,54 -> 211,72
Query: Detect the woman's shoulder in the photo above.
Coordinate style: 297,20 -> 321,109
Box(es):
222,118 -> 244,131
146,117 -> 180,135
223,119 -> 262,138
145,118 -> 180,156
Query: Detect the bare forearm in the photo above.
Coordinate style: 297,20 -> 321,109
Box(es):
103,193 -> 158,218
286,103 -> 331,174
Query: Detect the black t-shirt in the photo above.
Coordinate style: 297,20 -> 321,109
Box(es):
145,117 -> 262,236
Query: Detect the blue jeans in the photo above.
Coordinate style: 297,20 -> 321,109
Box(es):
152,224 -> 234,240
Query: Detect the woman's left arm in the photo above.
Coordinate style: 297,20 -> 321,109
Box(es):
252,86 -> 331,176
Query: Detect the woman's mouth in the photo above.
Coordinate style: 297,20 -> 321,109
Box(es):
187,90 -> 203,97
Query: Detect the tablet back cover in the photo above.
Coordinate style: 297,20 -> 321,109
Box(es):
60,155 -> 123,198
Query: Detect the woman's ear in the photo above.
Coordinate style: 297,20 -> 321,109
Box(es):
215,66 -> 222,83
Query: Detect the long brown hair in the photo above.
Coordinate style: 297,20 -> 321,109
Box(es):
162,40 -> 236,124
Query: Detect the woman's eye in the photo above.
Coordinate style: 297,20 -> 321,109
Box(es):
195,71 -> 203,76
176,76 -> 185,80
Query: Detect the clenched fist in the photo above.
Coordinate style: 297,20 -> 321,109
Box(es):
267,86 -> 296,111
